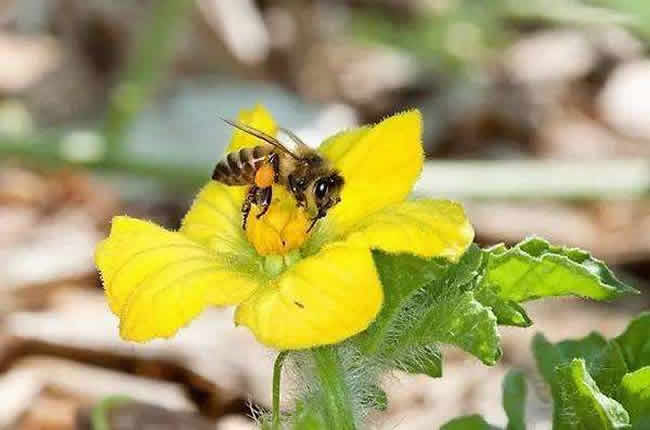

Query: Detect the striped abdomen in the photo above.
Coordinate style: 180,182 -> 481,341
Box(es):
212,145 -> 273,186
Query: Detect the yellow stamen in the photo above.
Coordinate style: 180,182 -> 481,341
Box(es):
246,186 -> 310,256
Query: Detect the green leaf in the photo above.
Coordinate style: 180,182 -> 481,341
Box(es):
533,332 -> 607,384
363,246 -> 494,373
553,359 -> 630,430
361,250 -> 458,355
440,369 -> 528,430
590,342 -> 630,399
533,332 -> 567,385
618,367 -> 650,428
555,332 -> 609,361
446,244 -> 485,291
474,286 -> 532,327
471,245 -> 533,327
440,414 -> 497,430
532,332 -> 628,399
362,384 -> 388,411
483,237 -> 637,304
393,344 -> 443,378
503,370 -> 527,430
291,399 -> 326,430
615,313 -> 650,372
400,290 -> 501,365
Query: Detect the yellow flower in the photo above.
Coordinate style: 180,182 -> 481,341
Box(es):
95,105 -> 474,350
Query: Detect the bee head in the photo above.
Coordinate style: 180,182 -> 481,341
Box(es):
312,172 -> 344,214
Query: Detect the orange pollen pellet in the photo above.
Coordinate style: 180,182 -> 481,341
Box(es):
255,163 -> 275,188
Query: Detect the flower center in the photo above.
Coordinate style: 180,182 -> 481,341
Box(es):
245,186 -> 310,256
262,249 -> 302,277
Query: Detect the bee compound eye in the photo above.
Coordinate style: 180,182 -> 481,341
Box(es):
315,179 -> 329,199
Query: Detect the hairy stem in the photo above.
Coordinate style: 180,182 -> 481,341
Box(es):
272,351 -> 288,430
312,347 -> 357,430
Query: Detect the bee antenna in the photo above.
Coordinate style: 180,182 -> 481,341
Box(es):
220,117 -> 300,160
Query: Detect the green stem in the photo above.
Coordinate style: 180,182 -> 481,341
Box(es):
103,0 -> 193,150
311,347 -> 357,430
0,136 -> 207,189
4,136 -> 650,200
90,396 -> 131,430
414,160 -> 650,200
272,351 -> 289,430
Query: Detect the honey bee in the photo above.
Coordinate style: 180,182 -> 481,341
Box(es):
212,119 -> 344,232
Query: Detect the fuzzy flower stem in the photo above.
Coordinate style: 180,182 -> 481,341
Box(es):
312,346 -> 357,430
272,351 -> 289,430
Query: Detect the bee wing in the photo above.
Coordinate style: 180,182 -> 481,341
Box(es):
278,127 -> 311,151
221,118 -> 300,160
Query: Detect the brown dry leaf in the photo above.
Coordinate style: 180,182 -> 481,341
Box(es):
6,289 -> 286,411
18,393 -> 81,430
0,210 -> 102,290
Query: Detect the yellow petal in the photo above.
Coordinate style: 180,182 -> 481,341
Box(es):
180,181 -> 253,255
95,216 -> 260,342
319,110 -> 424,235
346,199 -> 474,261
234,241 -> 383,349
319,126 -> 370,163
226,104 -> 278,153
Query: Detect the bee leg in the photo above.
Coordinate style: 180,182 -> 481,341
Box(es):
295,195 -> 306,208
293,187 -> 306,208
306,209 -> 326,233
268,152 -> 280,183
255,186 -> 273,219
241,186 -> 258,230
288,174 -> 306,208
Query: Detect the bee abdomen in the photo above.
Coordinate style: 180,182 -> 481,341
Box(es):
212,146 -> 270,186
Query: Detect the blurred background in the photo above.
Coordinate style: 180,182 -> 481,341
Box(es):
1,0 -> 649,428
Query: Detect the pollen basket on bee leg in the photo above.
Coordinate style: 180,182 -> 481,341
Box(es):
254,163 -> 276,188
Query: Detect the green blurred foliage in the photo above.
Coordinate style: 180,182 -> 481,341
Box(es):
350,0 -> 638,72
